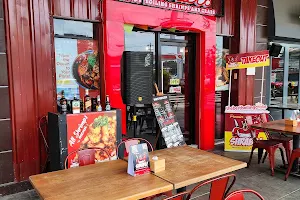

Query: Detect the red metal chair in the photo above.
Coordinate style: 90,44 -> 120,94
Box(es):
162,192 -> 189,200
285,148 -> 300,181
186,174 -> 236,200
225,189 -> 264,200
64,147 -> 111,169
116,137 -> 154,159
246,115 -> 286,176
261,114 -> 292,164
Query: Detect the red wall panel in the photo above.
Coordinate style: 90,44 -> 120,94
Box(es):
52,0 -> 71,17
51,0 -> 99,20
216,0 -> 235,36
5,0 -> 40,181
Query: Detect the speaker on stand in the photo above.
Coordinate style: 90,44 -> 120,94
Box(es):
121,51 -> 154,137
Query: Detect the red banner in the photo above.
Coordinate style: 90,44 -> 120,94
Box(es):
67,111 -> 117,168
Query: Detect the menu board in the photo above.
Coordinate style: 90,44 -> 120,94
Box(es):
127,143 -> 151,176
152,96 -> 185,148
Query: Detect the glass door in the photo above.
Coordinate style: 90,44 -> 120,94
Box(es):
159,34 -> 195,143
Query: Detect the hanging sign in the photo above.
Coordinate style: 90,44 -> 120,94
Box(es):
117,0 -> 216,16
226,50 -> 270,70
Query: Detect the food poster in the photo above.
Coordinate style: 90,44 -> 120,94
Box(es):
152,96 -> 185,148
216,36 -> 229,91
224,105 -> 269,152
127,143 -> 151,176
66,111 -> 117,168
55,38 -> 100,100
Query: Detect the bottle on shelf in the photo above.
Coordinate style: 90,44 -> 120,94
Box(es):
105,95 -> 111,111
84,89 -> 92,112
71,95 -> 80,114
60,90 -> 67,114
97,95 -> 102,111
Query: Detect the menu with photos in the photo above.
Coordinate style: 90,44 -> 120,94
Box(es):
127,143 -> 151,176
152,96 -> 186,148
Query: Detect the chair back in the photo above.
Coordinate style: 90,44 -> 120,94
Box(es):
117,138 -> 154,159
186,174 -> 236,200
64,147 -> 111,169
225,189 -> 264,200
163,192 -> 189,200
245,115 -> 270,141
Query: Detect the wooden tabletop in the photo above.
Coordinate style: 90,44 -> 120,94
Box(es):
149,146 -> 247,189
29,160 -> 173,200
251,119 -> 300,135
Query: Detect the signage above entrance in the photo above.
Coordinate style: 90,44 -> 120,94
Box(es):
117,0 -> 216,16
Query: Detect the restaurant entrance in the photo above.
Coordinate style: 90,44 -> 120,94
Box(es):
125,31 -> 196,144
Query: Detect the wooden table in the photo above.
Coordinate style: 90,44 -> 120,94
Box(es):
29,160 -> 173,200
149,146 -> 247,189
251,119 -> 300,171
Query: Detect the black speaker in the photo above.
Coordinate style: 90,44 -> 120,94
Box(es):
269,43 -> 282,57
121,51 -> 153,105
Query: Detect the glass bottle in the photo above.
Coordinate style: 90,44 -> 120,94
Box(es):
105,95 -> 111,111
84,89 -> 92,112
60,90 -> 67,114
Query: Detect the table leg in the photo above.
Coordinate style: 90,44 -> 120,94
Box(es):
292,135 -> 300,172
176,187 -> 187,193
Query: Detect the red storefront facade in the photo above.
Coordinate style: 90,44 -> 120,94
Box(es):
0,0 -> 263,187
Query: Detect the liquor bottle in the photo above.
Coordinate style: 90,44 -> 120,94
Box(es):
84,89 -> 92,112
97,95 -> 102,111
92,98 -> 97,112
71,95 -> 80,114
60,90 -> 67,114
105,95 -> 111,111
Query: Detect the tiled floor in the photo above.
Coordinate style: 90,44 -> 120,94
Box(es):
2,144 -> 300,200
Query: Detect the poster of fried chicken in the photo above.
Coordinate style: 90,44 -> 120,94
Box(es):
66,111 -> 119,168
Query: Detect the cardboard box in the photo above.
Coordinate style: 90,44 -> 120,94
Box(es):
150,158 -> 165,173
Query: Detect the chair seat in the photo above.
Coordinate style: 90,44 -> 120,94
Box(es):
254,140 -> 282,147
292,148 -> 300,153
270,136 -> 292,143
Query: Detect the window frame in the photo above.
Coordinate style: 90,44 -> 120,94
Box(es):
267,42 -> 300,107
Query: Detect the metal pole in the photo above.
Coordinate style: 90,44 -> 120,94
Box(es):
261,66 -> 265,103
228,70 -> 233,106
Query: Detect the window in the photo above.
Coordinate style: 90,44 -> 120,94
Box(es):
54,19 -> 100,104
268,43 -> 300,107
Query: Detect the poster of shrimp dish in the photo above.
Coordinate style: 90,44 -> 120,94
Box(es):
66,111 -> 118,168
224,104 -> 269,152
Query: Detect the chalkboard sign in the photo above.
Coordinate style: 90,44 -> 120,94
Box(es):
152,96 -> 185,148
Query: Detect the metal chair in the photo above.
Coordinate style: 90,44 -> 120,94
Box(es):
64,147 -> 111,169
285,148 -> 300,181
116,138 -> 154,159
225,189 -> 264,200
186,174 -> 236,200
261,113 -> 292,164
246,115 -> 286,176
162,191 -> 189,200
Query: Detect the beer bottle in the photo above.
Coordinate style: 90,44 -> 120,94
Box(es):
84,89 -> 92,112
105,95 -> 111,111
97,95 -> 102,111
60,90 -> 67,114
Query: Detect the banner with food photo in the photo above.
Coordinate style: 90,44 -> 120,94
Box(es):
55,38 -> 100,100
66,111 -> 118,168
224,105 -> 269,152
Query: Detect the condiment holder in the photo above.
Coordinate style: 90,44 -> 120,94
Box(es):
285,119 -> 298,127
150,156 -> 165,173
